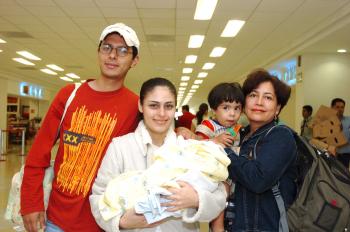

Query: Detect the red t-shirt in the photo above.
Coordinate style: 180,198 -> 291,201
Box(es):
21,81 -> 139,231
177,111 -> 195,129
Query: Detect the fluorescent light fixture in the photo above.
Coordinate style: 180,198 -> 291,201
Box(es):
194,0 -> 218,20
198,72 -> 208,78
188,35 -> 205,48
47,64 -> 64,71
178,90 -> 184,94
0,49 -> 3,52
185,55 -> 198,64
180,82 -> 188,87
181,76 -> 190,81
202,63 -> 215,70
66,73 -> 80,79
16,51 -> 41,60
191,85 -> 199,89
221,20 -> 245,37
60,76 -> 73,82
337,49 -> 347,53
210,47 -> 226,57
12,58 -> 35,66
0,38 -> 6,43
194,79 -> 203,84
40,68 -> 57,75
183,68 -> 193,73
179,87 -> 186,91
189,89 -> 196,93
187,92 -> 193,96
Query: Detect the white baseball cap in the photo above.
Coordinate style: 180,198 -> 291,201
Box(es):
99,23 -> 140,52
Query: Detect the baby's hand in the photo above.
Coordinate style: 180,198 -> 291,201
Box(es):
212,132 -> 235,147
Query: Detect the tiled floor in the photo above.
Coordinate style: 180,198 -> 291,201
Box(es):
0,142 -> 209,232
0,144 -> 28,232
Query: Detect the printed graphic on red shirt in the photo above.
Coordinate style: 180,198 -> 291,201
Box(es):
57,106 -> 117,196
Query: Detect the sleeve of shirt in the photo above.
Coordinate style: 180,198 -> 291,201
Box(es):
20,84 -> 75,215
182,182 -> 227,223
195,120 -> 214,139
90,139 -> 123,232
227,126 -> 297,193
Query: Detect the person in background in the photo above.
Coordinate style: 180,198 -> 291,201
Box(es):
225,69 -> 297,231
300,105 -> 313,141
191,103 -> 209,132
177,105 -> 196,130
331,98 -> 350,169
21,23 -> 140,232
90,77 -> 226,232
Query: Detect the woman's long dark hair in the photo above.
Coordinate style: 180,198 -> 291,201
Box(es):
196,103 -> 208,125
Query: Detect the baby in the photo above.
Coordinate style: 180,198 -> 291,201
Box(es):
98,136 -> 230,223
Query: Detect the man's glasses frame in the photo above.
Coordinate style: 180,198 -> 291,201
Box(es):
99,43 -> 132,57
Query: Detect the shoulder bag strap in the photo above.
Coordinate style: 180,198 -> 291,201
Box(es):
55,83 -> 81,140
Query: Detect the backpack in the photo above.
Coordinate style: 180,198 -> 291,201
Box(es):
260,125 -> 350,232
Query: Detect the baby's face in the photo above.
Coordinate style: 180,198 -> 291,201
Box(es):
214,101 -> 242,127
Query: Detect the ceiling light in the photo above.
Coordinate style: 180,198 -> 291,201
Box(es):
191,85 -> 199,89
180,82 -> 188,86
12,58 -> 35,66
178,90 -> 184,94
210,47 -> 226,57
16,51 -> 41,60
47,64 -> 64,71
221,20 -> 245,37
183,68 -> 193,73
188,35 -> 205,48
337,49 -> 347,53
189,89 -> 197,93
60,76 -> 73,82
202,63 -> 215,70
66,73 -> 80,79
187,92 -> 194,96
179,87 -> 186,91
181,76 -> 190,81
194,79 -> 203,84
81,80 -> 86,83
194,0 -> 218,20
40,68 -> 57,75
198,72 -> 208,78
0,50 -> 3,52
0,38 -> 6,43
185,55 -> 198,64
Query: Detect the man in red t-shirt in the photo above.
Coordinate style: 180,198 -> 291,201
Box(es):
21,23 -> 140,232
177,105 -> 195,130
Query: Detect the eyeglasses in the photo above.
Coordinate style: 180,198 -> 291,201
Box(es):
99,43 -> 132,57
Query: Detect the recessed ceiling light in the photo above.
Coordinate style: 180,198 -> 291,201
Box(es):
60,76 -> 73,82
194,79 -> 203,84
16,51 -> 41,60
221,20 -> 245,37
202,63 -> 215,70
0,49 -> 3,52
191,85 -> 199,89
41,68 -> 57,75
0,38 -> 6,43
66,73 -> 80,79
12,58 -> 35,66
185,55 -> 198,64
181,76 -> 190,81
188,35 -> 205,48
194,0 -> 218,20
210,47 -> 226,57
183,68 -> 193,74
189,89 -> 197,93
198,72 -> 208,78
337,49 -> 347,53
47,64 -> 64,71
179,87 -> 186,91
180,82 -> 188,86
